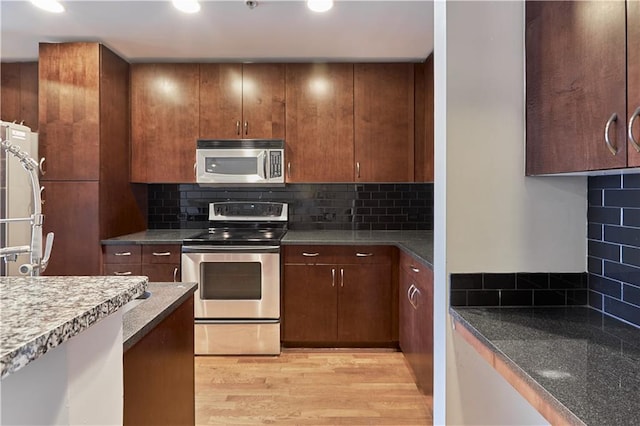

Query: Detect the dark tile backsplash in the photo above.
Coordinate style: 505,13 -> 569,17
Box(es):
450,272 -> 587,307
588,174 -> 640,329
148,183 -> 433,231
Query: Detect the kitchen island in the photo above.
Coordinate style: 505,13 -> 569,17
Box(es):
0,275 -> 147,425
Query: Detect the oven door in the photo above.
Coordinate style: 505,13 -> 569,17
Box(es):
181,246 -> 280,320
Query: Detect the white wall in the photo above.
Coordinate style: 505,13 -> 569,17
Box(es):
433,1 -> 588,424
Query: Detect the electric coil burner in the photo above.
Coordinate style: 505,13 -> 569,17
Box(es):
181,202 -> 288,355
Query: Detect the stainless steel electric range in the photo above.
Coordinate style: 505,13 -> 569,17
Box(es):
181,201 -> 287,355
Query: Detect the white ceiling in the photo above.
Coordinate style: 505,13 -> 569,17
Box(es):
0,0 -> 434,63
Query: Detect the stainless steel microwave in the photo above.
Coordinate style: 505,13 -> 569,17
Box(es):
196,139 -> 285,186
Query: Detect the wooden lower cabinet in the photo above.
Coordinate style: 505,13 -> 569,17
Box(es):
399,250 -> 433,395
123,295 -> 194,425
282,245 -> 395,346
103,244 -> 180,281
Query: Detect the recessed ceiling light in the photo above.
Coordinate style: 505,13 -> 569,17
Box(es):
30,0 -> 64,13
172,0 -> 201,14
307,0 -> 333,13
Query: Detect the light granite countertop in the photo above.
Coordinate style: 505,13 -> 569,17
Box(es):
123,281 -> 198,352
451,307 -> 640,426
0,276 -> 147,379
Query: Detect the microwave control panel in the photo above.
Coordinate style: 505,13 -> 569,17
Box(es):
270,151 -> 282,178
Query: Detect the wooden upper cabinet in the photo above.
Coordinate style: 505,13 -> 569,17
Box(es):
525,1 -> 628,174
199,63 -> 242,138
39,43 -> 101,181
285,63 -> 354,182
131,63 -> 199,183
354,63 -> 414,182
627,0 -> 640,167
199,63 -> 285,139
414,56 -> 434,182
1,62 -> 38,131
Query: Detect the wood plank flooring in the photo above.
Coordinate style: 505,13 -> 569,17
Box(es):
195,351 -> 433,425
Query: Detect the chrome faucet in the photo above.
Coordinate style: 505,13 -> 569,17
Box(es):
1,139 -> 54,276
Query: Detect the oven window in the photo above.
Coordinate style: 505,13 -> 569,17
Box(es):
200,262 -> 262,300
205,157 -> 257,175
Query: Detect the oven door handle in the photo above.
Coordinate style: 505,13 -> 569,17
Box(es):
182,245 -> 280,254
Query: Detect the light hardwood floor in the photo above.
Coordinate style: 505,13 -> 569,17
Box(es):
195,351 -> 433,425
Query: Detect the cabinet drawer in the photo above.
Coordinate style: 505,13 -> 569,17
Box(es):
103,245 -> 142,264
283,245 -> 336,264
332,245 -> 392,264
142,244 -> 181,264
104,264 -> 142,276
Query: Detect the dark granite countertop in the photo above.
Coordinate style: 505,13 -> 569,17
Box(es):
123,281 -> 198,352
283,230 -> 433,267
450,307 -> 640,426
102,229 -> 434,267
0,276 -> 147,379
101,229 -> 197,245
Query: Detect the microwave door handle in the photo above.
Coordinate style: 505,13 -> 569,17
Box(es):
262,150 -> 268,179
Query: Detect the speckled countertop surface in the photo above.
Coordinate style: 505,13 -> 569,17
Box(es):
450,307 -> 640,426
101,229 -> 197,245
102,229 -> 434,267
123,281 -> 197,352
0,276 -> 147,379
283,230 -> 433,267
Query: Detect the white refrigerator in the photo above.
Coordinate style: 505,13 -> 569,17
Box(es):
1,121 -> 38,276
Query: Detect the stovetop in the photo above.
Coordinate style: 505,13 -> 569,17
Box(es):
183,201 -> 288,246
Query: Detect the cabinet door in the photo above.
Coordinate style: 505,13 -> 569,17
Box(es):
526,1 -> 627,174
414,57 -> 434,182
285,63 -> 354,182
39,43 -> 100,181
42,181 -> 100,275
628,0 -> 640,167
142,264 -> 180,282
241,64 -> 285,139
413,268 -> 434,394
199,63 -> 243,139
354,63 -> 414,182
1,62 -> 38,131
337,263 -> 392,343
399,269 -> 415,354
283,264 -> 337,342
130,63 -> 199,183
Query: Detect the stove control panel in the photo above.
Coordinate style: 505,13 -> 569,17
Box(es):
208,202 -> 288,222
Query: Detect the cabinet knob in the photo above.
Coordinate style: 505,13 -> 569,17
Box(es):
340,268 -> 344,287
331,268 -> 336,287
356,161 -> 361,178
244,121 -> 249,135
629,106 -> 640,152
236,120 -> 241,136
410,265 -> 420,273
604,112 -> 618,156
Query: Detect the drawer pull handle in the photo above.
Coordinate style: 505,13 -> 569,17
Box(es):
407,284 -> 416,301
340,268 -> 344,287
302,252 -> 319,257
410,286 -> 421,309
114,271 -> 132,276
356,252 -> 373,257
114,252 -> 132,256
331,268 -> 336,287
410,265 -> 420,273
152,252 -> 171,256
173,267 -> 179,282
